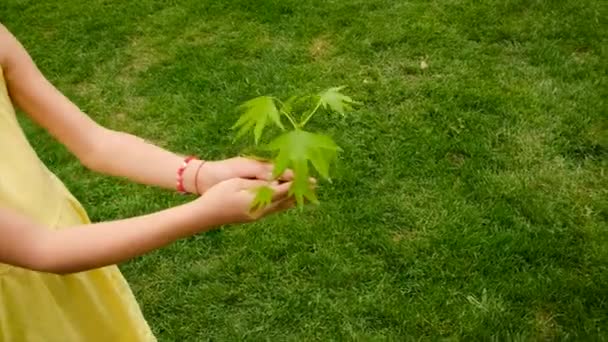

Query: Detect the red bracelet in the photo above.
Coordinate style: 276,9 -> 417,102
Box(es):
193,160 -> 206,195
176,156 -> 197,194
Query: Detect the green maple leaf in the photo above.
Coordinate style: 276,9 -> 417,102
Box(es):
250,185 -> 274,211
266,129 -> 341,206
318,86 -> 361,115
232,96 -> 284,144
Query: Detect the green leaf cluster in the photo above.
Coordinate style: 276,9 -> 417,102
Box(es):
232,87 -> 360,208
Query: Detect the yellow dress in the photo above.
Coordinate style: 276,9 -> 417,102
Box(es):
0,67 -> 156,341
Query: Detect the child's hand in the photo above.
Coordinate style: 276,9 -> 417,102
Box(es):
193,157 -> 293,194
194,178 -> 295,225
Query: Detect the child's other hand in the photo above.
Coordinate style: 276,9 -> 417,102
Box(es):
195,178 -> 295,225
195,157 -> 293,194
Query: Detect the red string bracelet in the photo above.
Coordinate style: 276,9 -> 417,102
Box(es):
176,156 -> 197,194
193,160 -> 206,195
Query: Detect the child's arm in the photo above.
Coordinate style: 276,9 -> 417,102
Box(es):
0,24 -> 287,194
0,179 -> 293,274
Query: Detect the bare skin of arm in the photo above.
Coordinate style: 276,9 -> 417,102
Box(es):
0,24 -> 295,274
0,24 -> 290,195
0,178 -> 294,275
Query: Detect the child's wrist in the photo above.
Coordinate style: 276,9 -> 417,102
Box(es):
173,200 -> 217,235
180,158 -> 205,195
186,197 -> 224,231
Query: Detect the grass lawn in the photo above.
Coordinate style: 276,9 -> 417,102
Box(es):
2,0 -> 607,340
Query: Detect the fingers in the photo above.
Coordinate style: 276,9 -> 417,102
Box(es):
278,198 -> 296,210
278,169 -> 294,181
240,157 -> 293,181
270,181 -> 292,201
258,163 -> 294,182
262,197 -> 296,216
237,178 -> 269,189
237,175 -> 292,194
258,162 -> 274,180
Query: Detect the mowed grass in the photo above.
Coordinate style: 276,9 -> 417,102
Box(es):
2,0 -> 607,340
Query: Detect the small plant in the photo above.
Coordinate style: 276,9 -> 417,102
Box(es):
232,86 -> 360,209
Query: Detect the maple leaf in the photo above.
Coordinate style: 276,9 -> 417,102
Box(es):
250,185 -> 274,211
266,129 -> 341,206
317,86 -> 361,115
232,96 -> 284,144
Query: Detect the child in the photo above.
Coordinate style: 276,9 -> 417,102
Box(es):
0,24 -> 295,341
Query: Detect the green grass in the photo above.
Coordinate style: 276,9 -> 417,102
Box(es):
2,0 -> 607,340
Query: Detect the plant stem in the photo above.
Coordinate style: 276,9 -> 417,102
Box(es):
281,110 -> 299,129
300,101 -> 321,127
274,97 -> 300,129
